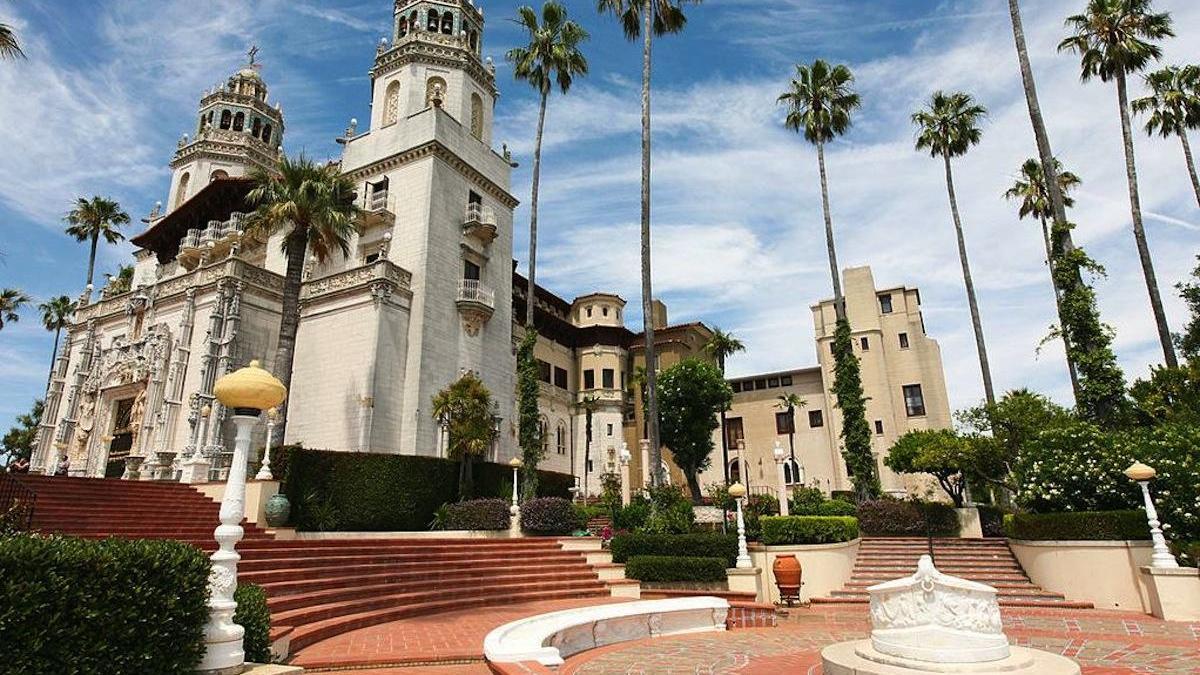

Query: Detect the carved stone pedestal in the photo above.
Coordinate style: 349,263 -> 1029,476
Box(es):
122,456 -> 144,480
180,456 -> 211,484
821,641 -> 1080,674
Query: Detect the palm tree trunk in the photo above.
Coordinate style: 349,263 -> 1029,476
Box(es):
1041,216 -> 1082,399
717,353 -> 729,484
526,89 -> 549,328
816,141 -> 844,320
45,327 -> 61,393
1179,130 -> 1200,210
272,231 -> 309,444
86,233 -> 99,289
639,0 -> 663,487
1116,68 -> 1177,368
943,152 -> 995,405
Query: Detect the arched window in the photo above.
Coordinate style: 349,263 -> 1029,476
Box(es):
251,118 -> 262,138
540,418 -> 549,455
426,9 -> 439,32
198,114 -> 206,132
783,459 -> 804,485
727,459 -> 741,484
175,172 -> 191,207
219,110 -> 232,130
469,30 -> 478,51
233,111 -> 245,132
441,12 -> 454,34
209,170 -> 229,182
470,93 -> 483,140
556,423 -> 567,455
425,76 -> 447,107
262,124 -> 273,144
384,81 -> 401,126
398,17 -> 408,37
410,10 -> 418,28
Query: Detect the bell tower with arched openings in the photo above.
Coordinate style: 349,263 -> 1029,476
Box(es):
166,48 -> 286,212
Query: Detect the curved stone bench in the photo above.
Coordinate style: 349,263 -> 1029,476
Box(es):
483,596 -> 730,666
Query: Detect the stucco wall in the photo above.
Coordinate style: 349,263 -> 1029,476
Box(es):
748,539 -> 861,604
1009,539 -> 1153,611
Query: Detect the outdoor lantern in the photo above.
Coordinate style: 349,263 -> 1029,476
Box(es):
1124,461 -> 1179,568
214,360 -> 286,412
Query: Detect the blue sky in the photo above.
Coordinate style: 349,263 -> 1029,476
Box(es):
1,0 -> 1198,435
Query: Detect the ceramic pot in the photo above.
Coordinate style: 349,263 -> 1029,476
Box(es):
264,493 -> 291,527
772,554 -> 802,603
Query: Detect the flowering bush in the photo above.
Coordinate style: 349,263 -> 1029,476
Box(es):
1016,421 -> 1200,543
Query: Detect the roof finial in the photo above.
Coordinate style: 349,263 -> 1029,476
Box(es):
247,44 -> 260,68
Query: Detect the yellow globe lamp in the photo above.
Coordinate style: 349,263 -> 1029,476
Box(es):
509,456 -> 523,469
213,360 -> 287,414
728,481 -> 746,499
1124,461 -> 1156,482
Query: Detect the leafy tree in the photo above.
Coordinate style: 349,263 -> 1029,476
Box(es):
64,196 -> 130,291
912,90 -> 994,404
245,155 -> 360,442
103,264 -> 135,297
1,399 -> 42,466
431,372 -> 498,499
775,393 -> 805,463
515,330 -> 543,500
656,358 -> 731,502
1129,362 -> 1200,427
0,22 -> 24,60
884,429 -> 973,507
1004,157 -> 1083,400
1176,255 -> 1200,362
703,326 -> 743,483
597,0 -> 701,486
0,288 -> 30,331
1060,0 -> 1177,368
778,60 -> 876,502
1133,64 -> 1200,207
957,389 -> 1074,499
38,295 -> 75,391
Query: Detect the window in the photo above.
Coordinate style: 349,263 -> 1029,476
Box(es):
860,337 -> 870,351
728,460 -> 741,483
731,382 -> 742,393
537,360 -> 551,384
586,307 -> 593,318
783,458 -> 803,485
262,123 -> 273,144
556,424 -> 567,455
469,190 -> 482,205
606,423 -> 614,436
252,118 -> 262,138
874,420 -> 884,435
219,109 -> 232,130
397,16 -> 409,37
233,111 -> 245,132
808,410 -> 824,428
781,375 -> 793,386
602,306 -> 609,316
768,377 -> 779,387
899,332 -> 910,349
463,260 -> 481,281
384,81 -> 401,125
725,417 -> 744,450
554,366 -> 568,389
602,368 -> 615,389
426,9 -> 440,31
903,384 -> 926,417
470,93 -> 483,139
364,251 -> 381,265
583,369 -> 595,390
880,294 -> 894,314
175,172 -> 191,207
775,411 -> 794,435
441,11 -> 454,34
210,169 -> 229,182
755,379 -> 767,390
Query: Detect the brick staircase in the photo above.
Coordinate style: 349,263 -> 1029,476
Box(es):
14,475 -> 629,657
813,537 -> 1092,609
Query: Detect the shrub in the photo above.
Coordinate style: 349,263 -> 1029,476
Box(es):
760,516 -> 859,545
612,501 -> 651,531
643,499 -> 695,535
1172,541 -> 1199,568
1003,510 -> 1148,541
443,499 -> 510,531
817,499 -> 858,516
857,499 -> 960,537
0,535 -> 210,673
625,555 -> 728,583
790,487 -> 826,515
978,505 -> 1005,538
610,532 -> 738,567
521,497 -> 578,535
234,584 -> 271,664
283,449 -> 574,531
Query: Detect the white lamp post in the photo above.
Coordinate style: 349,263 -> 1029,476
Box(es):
1125,461 -> 1179,569
199,360 -> 286,674
618,443 -> 632,507
728,481 -> 752,569
254,407 -> 279,481
773,440 -> 790,516
509,456 -> 523,515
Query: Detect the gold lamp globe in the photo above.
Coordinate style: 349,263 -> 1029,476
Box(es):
1124,461 -> 1156,482
213,359 -> 287,413
728,482 -> 746,499
509,456 -> 523,468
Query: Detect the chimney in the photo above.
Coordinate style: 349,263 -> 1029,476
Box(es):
651,300 -> 668,330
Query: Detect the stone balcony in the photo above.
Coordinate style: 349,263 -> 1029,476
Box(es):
361,189 -> 395,228
462,203 -> 497,245
456,279 -> 495,335
177,212 -> 248,270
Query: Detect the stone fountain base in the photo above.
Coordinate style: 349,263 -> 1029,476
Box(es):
821,640 -> 1080,675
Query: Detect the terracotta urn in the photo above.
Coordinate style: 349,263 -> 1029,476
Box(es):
773,554 -> 803,606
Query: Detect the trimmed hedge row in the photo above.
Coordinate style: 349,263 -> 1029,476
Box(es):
282,449 -> 573,531
625,555 -> 728,582
857,500 -> 960,537
0,535 -> 210,673
611,532 -> 738,567
234,584 -> 272,664
760,516 -> 859,545
1003,510 -> 1149,541
521,497 -> 580,535
444,499 -> 510,531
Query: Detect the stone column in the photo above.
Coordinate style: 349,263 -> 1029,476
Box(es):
773,441 -> 790,517
639,439 -> 651,490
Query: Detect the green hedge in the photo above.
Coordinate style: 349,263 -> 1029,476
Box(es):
610,532 -> 738,567
1003,510 -> 1149,541
444,499 -> 510,531
521,497 -> 580,535
234,584 -> 271,664
0,535 -> 210,674
760,516 -> 859,545
857,500 -> 960,537
625,555 -> 728,582
282,449 -> 573,531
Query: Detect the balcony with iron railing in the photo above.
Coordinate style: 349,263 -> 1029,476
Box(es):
462,203 -> 498,245
457,279 -> 495,310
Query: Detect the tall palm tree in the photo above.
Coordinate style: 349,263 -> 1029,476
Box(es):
912,91 -> 995,405
0,23 -> 24,60
0,288 -> 30,331
64,197 -> 130,291
244,155 -> 360,441
1133,64 -> 1200,208
703,327 -> 744,483
776,392 -> 806,464
39,295 -> 75,391
1004,158 -> 1083,400
431,372 -> 498,499
1059,0 -> 1176,368
597,0 -> 700,487
507,1 -> 589,330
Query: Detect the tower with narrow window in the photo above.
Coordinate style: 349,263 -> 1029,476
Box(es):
166,53 -> 285,211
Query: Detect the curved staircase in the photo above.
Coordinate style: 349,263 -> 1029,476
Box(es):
812,537 -> 1092,609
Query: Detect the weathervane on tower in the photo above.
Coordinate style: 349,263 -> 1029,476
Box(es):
247,44 -> 260,69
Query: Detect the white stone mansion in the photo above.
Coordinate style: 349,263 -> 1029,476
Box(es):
32,0 -> 951,497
